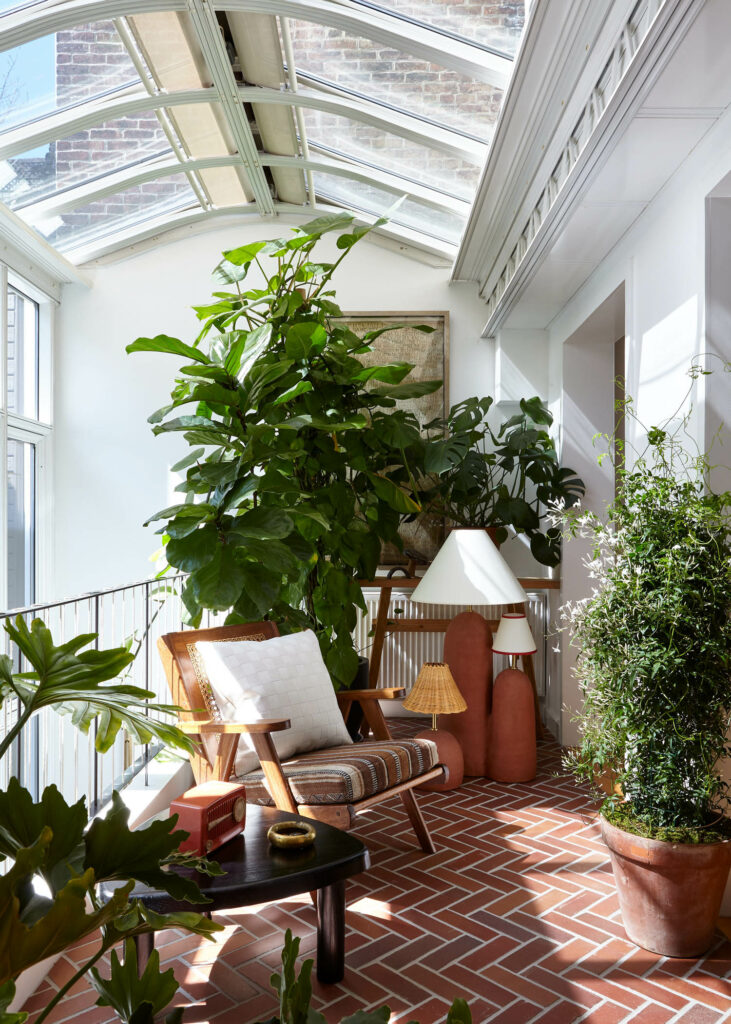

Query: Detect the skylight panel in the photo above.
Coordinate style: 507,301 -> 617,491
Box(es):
286,20 -> 504,139
299,106 -> 480,201
24,174 -> 198,253
0,20 -> 144,134
0,112 -> 173,210
352,1 -> 525,58
313,171 -> 465,245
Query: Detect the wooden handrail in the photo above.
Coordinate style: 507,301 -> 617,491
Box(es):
359,576 -> 560,590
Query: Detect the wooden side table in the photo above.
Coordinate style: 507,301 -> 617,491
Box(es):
100,805 -> 369,984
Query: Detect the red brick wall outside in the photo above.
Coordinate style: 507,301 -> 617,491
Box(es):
51,20 -> 190,248
287,2 -> 524,201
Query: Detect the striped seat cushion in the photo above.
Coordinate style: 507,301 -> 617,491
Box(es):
240,738 -> 440,805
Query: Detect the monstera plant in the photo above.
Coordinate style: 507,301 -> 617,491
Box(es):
129,213 -> 438,687
0,616 -> 223,1024
421,395 -> 584,566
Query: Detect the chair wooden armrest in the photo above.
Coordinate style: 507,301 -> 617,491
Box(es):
177,718 -> 291,735
336,687 -> 405,704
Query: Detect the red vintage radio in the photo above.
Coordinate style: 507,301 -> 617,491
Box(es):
170,781 -> 247,855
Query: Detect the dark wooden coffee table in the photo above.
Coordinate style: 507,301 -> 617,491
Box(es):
102,805 -> 369,983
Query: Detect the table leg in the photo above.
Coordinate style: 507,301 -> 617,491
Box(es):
316,880 -> 345,984
134,932 -> 154,972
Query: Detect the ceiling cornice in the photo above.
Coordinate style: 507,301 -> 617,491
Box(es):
453,0 -> 635,286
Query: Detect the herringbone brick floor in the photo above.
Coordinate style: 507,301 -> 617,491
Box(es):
30,725 -> 731,1024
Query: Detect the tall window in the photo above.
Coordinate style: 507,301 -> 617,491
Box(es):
2,267 -> 52,611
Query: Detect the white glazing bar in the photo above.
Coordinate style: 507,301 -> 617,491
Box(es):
236,85 -> 487,163
0,262 -> 7,612
0,89 -> 218,163
218,0 -> 512,87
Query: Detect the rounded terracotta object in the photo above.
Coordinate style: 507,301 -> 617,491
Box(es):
441,610 -> 493,777
486,667 -> 536,783
601,816 -> 731,957
416,729 -> 464,792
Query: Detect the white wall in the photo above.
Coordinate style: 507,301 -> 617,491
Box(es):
52,218 -> 491,600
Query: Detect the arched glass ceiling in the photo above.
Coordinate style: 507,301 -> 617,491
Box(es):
0,0 -> 525,266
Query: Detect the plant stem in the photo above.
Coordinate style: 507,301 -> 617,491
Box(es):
0,702 -> 34,763
35,946 -> 107,1024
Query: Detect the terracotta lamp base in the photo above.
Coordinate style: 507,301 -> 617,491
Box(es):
486,667 -> 536,783
417,728 -> 464,792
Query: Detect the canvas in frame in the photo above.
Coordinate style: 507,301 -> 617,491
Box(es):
341,311 -> 449,565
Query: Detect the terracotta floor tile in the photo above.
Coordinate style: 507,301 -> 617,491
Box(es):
17,728 -> 725,1024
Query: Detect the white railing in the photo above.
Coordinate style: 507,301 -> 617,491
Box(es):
0,574 -> 555,813
0,574 -> 203,813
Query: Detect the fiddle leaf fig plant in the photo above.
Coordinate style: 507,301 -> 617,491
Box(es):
421,396 -> 584,566
129,212 -> 439,687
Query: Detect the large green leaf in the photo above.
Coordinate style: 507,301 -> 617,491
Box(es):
165,525 -> 218,572
0,981 -> 27,1024
0,779 -> 86,895
0,618 -> 192,757
84,793 -> 209,905
284,322 -> 327,360
366,473 -> 420,514
190,550 -> 246,611
90,939 -> 180,1024
0,831 -> 133,986
126,335 -> 209,365
233,507 -> 293,540
371,380 -> 442,400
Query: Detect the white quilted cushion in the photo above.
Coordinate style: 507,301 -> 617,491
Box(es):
190,630 -> 352,777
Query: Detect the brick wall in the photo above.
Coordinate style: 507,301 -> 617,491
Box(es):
50,20 -> 190,248
287,3 -> 524,204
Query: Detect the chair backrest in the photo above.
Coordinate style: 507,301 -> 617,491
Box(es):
158,621 -> 280,781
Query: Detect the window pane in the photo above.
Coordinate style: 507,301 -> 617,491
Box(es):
287,21 -> 503,138
300,105 -> 480,200
25,174 -> 199,252
0,113 -> 175,210
0,21 -> 143,133
313,171 -> 465,244
7,287 -> 39,419
7,439 -> 36,610
354,1 -> 525,57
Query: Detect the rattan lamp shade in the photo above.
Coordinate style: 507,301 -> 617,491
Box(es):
403,662 -> 468,716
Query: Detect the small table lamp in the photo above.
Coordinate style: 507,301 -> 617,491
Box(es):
403,662 -> 467,791
411,529 -> 527,776
488,612 -> 538,783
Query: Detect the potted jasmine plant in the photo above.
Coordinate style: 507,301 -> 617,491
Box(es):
562,419 -> 731,958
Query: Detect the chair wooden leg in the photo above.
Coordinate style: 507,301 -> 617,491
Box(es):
400,788 -> 436,854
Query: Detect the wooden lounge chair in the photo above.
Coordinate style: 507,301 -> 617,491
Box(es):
158,622 -> 446,853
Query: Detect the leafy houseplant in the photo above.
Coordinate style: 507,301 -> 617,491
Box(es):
0,617 -> 223,1024
561,423 -> 731,957
129,212 -> 438,687
421,396 -> 584,566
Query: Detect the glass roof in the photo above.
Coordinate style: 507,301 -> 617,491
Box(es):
287,21 -> 504,139
0,2 -> 524,264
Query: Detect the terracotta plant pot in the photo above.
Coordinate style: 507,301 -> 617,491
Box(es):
601,816 -> 731,957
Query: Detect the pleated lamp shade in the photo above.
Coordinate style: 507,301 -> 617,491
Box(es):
403,662 -> 467,716
492,612 -> 537,655
411,529 -> 526,606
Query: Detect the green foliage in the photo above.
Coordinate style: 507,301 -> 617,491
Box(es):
0,623 -> 223,1024
130,213 -> 439,686
0,617 -> 195,760
260,930 -> 471,1024
561,423 -> 731,835
421,396 -> 584,566
0,982 -> 27,1024
90,939 -> 183,1024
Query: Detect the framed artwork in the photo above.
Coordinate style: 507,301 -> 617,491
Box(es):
340,312 -> 449,565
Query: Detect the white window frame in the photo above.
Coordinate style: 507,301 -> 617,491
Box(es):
1,264 -> 54,611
